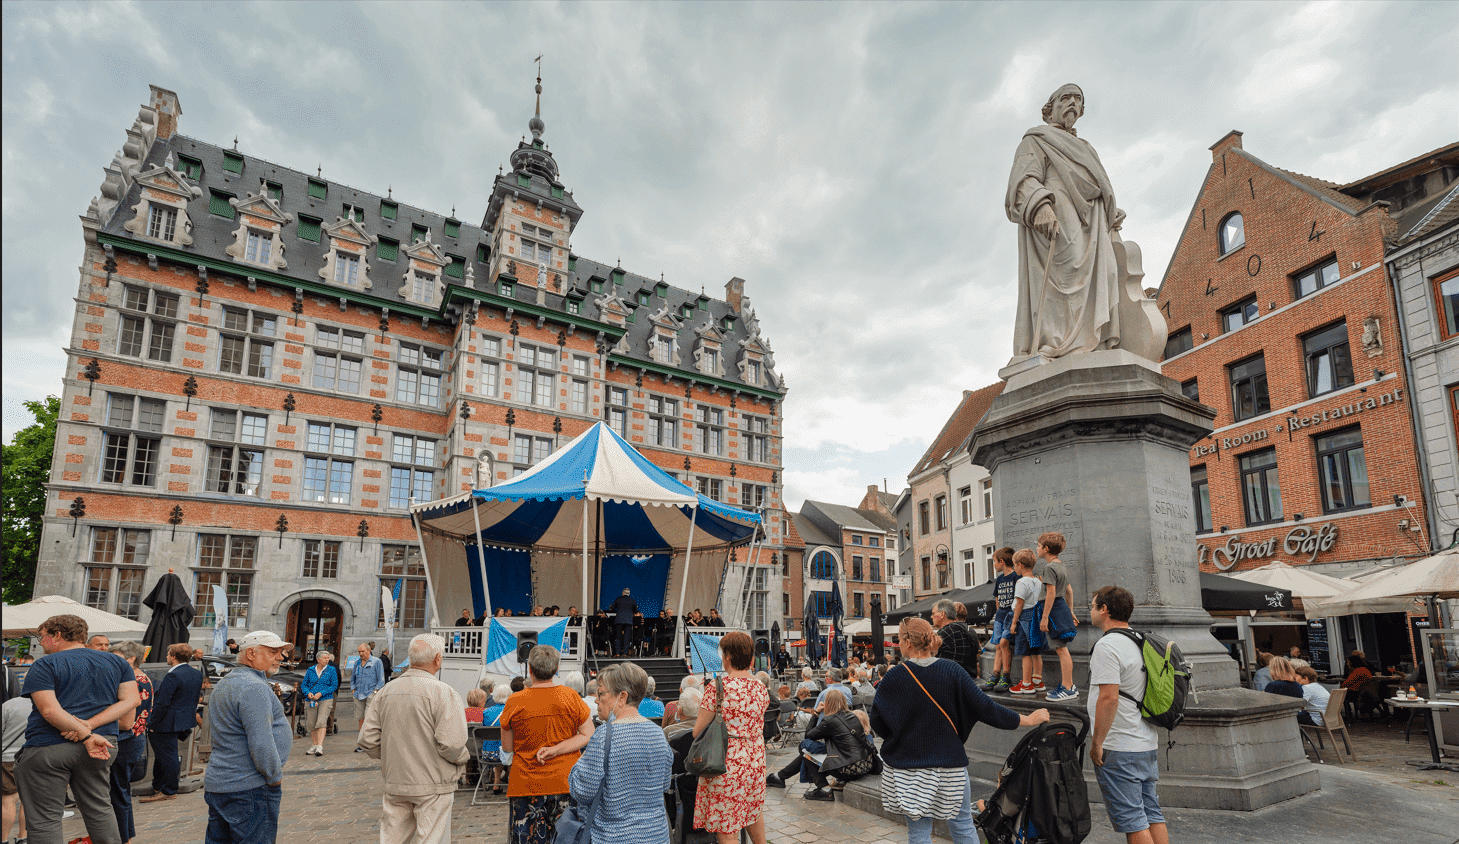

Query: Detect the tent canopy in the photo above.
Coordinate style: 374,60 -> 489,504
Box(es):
883,582 -> 997,624
2,595 -> 148,639
413,422 -> 760,553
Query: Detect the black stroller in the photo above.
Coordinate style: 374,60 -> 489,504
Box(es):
974,707 -> 1091,844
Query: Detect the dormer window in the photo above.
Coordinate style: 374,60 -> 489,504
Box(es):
409,272 -> 432,304
444,219 -> 461,239
222,151 -> 244,174
411,224 -> 428,243
567,300 -> 580,315
380,201 -> 398,221
591,279 -> 604,293
746,360 -> 762,385
244,230 -> 273,265
1219,212 -> 1245,255
334,253 -> 361,286
721,317 -> 734,331
343,204 -> 364,223
681,304 -> 694,319
265,181 -> 282,201
700,348 -> 719,375
638,291 -> 651,306
499,280 -> 514,296
652,335 -> 672,363
177,156 -> 202,180
146,206 -> 177,241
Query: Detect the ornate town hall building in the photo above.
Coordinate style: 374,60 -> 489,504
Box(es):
33,84 -> 789,656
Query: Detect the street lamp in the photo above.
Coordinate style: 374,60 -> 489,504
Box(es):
935,544 -> 950,590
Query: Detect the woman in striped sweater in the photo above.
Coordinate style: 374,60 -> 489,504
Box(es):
569,662 -> 673,844
870,617 -> 1049,844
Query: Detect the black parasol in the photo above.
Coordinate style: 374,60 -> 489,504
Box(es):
869,593 -> 885,664
1199,572 -> 1293,612
803,593 -> 821,669
141,569 -> 194,661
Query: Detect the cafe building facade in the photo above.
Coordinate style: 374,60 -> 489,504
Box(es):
1158,132 -> 1453,673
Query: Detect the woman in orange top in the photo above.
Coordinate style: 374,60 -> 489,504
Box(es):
1340,652 -> 1373,691
501,645 -> 595,844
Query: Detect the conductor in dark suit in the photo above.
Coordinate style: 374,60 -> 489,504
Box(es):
140,643 -> 204,802
607,588 -> 640,656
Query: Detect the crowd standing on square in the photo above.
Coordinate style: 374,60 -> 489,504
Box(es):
5,535 -> 1178,844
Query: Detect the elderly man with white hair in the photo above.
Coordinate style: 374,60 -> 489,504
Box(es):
358,633 -> 470,844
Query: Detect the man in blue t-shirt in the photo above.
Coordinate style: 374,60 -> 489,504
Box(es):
17,613 -> 139,844
984,547 -> 1019,693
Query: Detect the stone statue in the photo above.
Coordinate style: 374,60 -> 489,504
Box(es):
1005,84 -> 1166,370
476,453 -> 493,487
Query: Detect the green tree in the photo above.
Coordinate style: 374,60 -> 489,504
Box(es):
2,396 -> 60,604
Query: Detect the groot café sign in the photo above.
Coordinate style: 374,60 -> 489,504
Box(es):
1198,523 -> 1339,571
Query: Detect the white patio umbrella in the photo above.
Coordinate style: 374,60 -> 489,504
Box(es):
2,595 -> 149,638
1306,548 -> 1459,619
842,617 -> 873,637
1226,561 -> 1358,612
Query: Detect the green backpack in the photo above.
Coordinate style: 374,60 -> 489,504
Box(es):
1107,628 -> 1192,731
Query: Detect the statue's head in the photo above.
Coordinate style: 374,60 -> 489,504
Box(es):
1041,84 -> 1084,129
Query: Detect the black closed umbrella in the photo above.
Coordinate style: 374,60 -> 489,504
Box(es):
829,581 -> 845,668
803,593 -> 821,669
142,570 -> 194,662
869,594 -> 886,664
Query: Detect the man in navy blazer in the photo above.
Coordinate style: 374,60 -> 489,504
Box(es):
140,643 -> 204,802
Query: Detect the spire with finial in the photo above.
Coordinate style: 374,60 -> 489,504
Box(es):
317,164 -> 322,178
388,185 -> 393,198
529,55 -> 545,141
233,136 -> 238,150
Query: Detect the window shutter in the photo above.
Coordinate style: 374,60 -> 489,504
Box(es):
222,152 -> 244,174
380,201 -> 398,221
209,191 -> 235,218
178,156 -> 202,179
476,244 -> 489,263
568,256 -> 576,271
297,216 -> 322,242
411,225 -> 427,243
378,238 -> 399,261
444,219 -> 461,239
308,179 -> 328,200
551,186 -> 564,199
517,174 -> 531,188
444,257 -> 465,279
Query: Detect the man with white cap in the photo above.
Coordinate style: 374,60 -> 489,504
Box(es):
203,630 -> 291,844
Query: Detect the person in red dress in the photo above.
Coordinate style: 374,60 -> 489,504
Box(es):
692,631 -> 769,844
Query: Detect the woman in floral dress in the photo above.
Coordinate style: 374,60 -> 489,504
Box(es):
693,631 -> 769,844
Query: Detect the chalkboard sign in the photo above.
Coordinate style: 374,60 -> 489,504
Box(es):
1307,620 -> 1330,672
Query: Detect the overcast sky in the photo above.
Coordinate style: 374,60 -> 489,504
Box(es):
3,1 -> 1455,512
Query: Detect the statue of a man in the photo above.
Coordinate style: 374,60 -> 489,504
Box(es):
1006,84 -> 1161,365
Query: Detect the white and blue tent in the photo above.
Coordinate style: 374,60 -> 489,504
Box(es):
410,422 -> 761,657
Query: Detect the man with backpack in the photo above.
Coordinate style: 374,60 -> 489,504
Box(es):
1088,586 -> 1168,844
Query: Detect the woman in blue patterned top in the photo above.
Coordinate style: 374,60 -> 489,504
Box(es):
569,662 -> 673,844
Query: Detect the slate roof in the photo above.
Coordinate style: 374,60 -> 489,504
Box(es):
910,381 -> 1005,477
793,512 -> 840,550
801,500 -> 889,535
1338,141 -> 1459,194
1392,181 -> 1459,245
98,132 -> 783,396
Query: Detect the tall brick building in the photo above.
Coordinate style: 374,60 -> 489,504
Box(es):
1158,132 -> 1455,670
35,84 -> 789,656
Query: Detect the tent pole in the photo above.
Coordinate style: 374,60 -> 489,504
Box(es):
673,507 -> 699,660
740,536 -> 764,630
595,499 -> 604,613
470,498 -> 493,616
581,493 -> 591,664
410,510 -> 441,629
470,496 -> 492,671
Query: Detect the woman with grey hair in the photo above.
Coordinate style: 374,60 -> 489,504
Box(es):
501,645 -> 594,843
108,641 -> 151,844
570,662 -> 673,844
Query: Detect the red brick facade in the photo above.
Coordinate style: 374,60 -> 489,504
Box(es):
1159,133 -> 1428,576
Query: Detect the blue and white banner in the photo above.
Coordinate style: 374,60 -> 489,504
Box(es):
481,617 -> 570,677
210,584 -> 228,655
688,633 -> 724,675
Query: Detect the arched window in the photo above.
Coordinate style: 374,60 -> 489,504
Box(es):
810,550 -> 837,579
1220,212 -> 1245,254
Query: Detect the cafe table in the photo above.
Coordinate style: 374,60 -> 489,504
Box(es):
1386,697 -> 1459,773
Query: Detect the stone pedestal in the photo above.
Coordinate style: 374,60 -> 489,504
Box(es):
966,352 -> 1319,809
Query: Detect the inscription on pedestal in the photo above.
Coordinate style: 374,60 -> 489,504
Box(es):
1148,468 -> 1198,607
1002,480 -> 1081,554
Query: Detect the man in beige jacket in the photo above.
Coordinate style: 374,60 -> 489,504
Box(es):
359,633 -> 469,844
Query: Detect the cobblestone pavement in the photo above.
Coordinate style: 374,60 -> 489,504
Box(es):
66,732 -> 907,844
61,716 -> 1459,843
